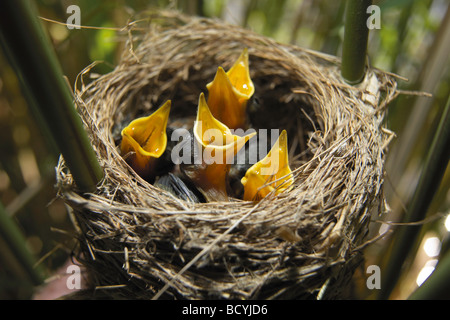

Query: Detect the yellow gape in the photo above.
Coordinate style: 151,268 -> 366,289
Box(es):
241,130 -> 293,201
120,100 -> 171,181
182,93 -> 256,202
206,48 -> 254,130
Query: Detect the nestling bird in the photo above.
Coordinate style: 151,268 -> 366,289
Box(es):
241,129 -> 294,201
206,48 -> 254,130
120,100 -> 172,182
180,93 -> 256,202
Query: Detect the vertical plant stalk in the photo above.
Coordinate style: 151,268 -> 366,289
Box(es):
320,1 -> 346,55
341,0 -> 372,84
385,6 -> 450,194
0,201 -> 44,286
0,0 -> 103,193
379,95 -> 450,299
408,250 -> 450,300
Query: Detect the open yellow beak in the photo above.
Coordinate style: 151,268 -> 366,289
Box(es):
183,93 -> 256,202
206,48 -> 254,130
241,130 -> 293,201
120,100 -> 171,180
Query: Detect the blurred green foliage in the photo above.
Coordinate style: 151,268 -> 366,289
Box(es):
0,0 -> 448,299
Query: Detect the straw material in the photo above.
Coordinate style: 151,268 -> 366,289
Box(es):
56,11 -> 398,299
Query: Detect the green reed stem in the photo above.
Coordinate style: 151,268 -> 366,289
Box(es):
408,250 -> 450,300
341,0 -> 372,84
0,0 -> 103,193
0,201 -> 44,286
379,95 -> 450,299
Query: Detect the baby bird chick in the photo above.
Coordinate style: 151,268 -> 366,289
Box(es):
206,48 -> 254,130
241,130 -> 293,201
120,100 -> 172,182
180,93 -> 256,202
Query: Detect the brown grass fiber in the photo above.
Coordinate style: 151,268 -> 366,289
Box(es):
56,10 -> 399,299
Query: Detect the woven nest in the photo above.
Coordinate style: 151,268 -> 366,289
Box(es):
56,11 -> 399,299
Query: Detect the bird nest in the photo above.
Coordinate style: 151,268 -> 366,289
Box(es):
56,11 -> 398,299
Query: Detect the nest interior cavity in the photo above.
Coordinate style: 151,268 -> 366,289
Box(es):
56,11 -> 398,300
